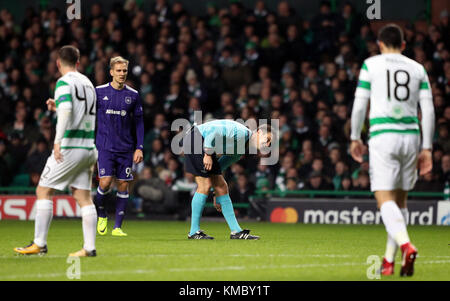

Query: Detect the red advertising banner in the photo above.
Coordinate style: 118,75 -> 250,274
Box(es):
0,195 -> 80,220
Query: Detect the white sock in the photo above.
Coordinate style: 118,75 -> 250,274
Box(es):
81,205 -> 97,252
400,208 -> 408,225
34,199 -> 53,247
380,201 -> 410,246
384,234 -> 398,263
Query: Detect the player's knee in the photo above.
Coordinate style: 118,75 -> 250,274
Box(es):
99,179 -> 113,191
36,185 -> 52,200
117,180 -> 129,192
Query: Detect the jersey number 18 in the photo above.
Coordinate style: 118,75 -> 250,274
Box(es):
387,69 -> 410,102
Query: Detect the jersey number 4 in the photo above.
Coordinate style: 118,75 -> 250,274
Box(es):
387,69 -> 410,101
75,85 -> 95,115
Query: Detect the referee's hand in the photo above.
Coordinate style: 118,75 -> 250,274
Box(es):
203,153 -> 212,171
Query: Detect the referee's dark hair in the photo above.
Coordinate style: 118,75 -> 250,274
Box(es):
58,45 -> 80,67
378,24 -> 404,49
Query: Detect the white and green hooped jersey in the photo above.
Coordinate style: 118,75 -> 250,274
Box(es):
354,53 -> 432,138
54,71 -> 96,150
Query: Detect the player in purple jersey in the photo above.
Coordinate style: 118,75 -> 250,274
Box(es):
94,56 -> 144,236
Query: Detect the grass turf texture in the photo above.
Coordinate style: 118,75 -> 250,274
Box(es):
0,219 -> 449,281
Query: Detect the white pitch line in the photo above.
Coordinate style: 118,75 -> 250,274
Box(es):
0,260 -> 449,280
0,253 -> 352,259
1,253 -> 449,260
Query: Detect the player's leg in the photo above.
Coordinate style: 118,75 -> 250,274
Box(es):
95,150 -> 114,235
394,135 -> 421,276
69,187 -> 97,257
111,152 -> 134,236
95,176 -> 113,235
14,149 -> 76,255
33,185 -> 54,248
381,190 -> 407,274
395,189 -> 409,223
188,176 -> 213,239
369,135 -> 406,274
14,185 -> 54,255
111,180 -> 130,236
211,174 -> 259,240
96,176 -> 113,217
376,190 -> 416,276
69,151 -> 98,257
376,191 -> 410,247
393,189 -> 418,276
377,190 -> 401,275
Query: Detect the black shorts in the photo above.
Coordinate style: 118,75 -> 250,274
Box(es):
183,126 -> 222,177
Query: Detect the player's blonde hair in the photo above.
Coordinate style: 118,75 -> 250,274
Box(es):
109,56 -> 129,69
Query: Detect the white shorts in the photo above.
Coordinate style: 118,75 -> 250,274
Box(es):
368,133 -> 420,192
39,148 -> 98,191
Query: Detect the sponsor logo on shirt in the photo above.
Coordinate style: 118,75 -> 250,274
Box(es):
106,109 -> 127,116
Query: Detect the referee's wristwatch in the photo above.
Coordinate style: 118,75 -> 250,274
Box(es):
204,147 -> 214,155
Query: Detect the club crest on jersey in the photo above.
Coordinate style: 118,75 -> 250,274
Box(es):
125,96 -> 131,104
392,105 -> 404,119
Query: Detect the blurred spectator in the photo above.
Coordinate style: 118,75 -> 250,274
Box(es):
332,161 -> 348,190
0,139 -> 12,186
25,136 -> 51,186
437,153 -> 450,183
132,165 -> 177,216
353,171 -> 370,191
304,171 -> 333,190
230,174 -> 255,217
415,172 -> 443,193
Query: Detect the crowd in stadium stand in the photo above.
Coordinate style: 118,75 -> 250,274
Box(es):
0,0 -> 449,216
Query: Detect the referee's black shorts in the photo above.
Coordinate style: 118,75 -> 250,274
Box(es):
183,126 -> 221,178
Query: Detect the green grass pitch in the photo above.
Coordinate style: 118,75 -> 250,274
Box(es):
0,219 -> 449,281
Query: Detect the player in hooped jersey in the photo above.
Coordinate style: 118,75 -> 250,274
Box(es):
350,24 -> 435,276
14,46 -> 99,257
94,56 -> 144,237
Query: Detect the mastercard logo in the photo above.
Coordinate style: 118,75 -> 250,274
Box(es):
270,207 -> 299,223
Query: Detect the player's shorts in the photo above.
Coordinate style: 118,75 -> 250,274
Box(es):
39,148 -> 98,191
97,150 -> 134,181
368,133 -> 420,192
183,126 -> 221,177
